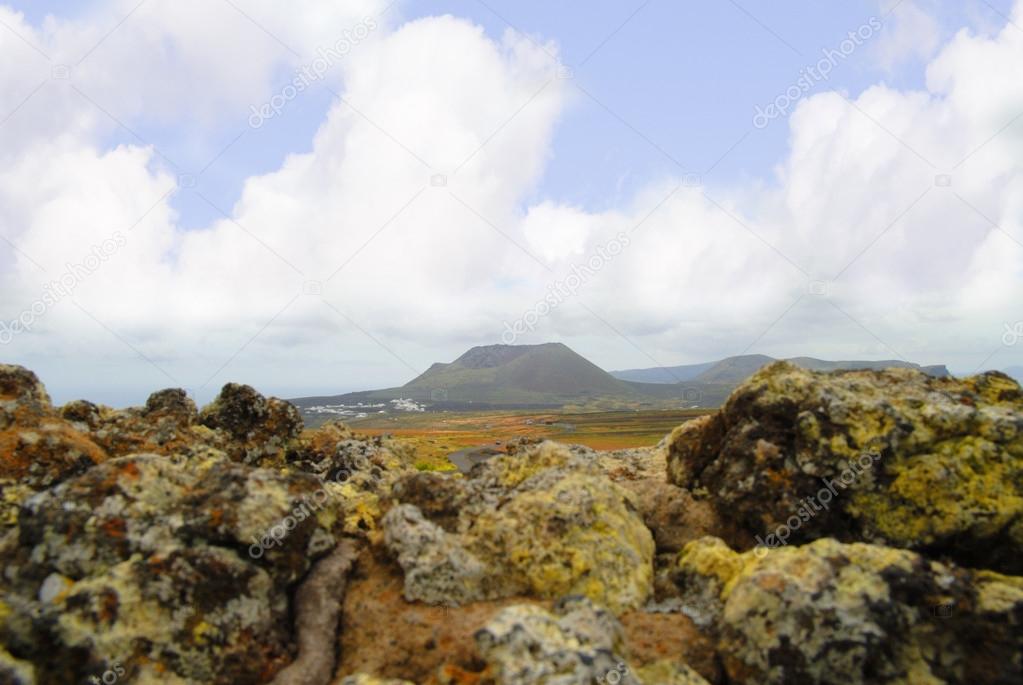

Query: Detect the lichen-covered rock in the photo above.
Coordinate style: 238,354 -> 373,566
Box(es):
287,422 -> 419,538
0,453 -> 349,684
336,547 -> 719,684
468,597 -> 712,685
0,645 -> 35,685
199,382 -> 303,465
382,442 -> 654,612
667,362 -> 1023,572
144,387 -> 198,421
595,445 -> 736,554
669,536 -> 1023,685
61,391 -> 217,461
474,597 -> 638,685
0,366 -> 108,518
0,365 -> 51,429
334,675 -> 415,685
634,660 -> 710,685
59,384 -> 303,466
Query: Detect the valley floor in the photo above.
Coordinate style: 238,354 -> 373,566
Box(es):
332,408 -> 709,468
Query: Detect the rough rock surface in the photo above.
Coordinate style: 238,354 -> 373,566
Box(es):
60,388 -> 213,460
3,362 -> 1023,684
472,598 -> 711,685
667,362 -> 1023,572
0,452 -> 349,683
336,548 -> 719,683
669,536 -> 1023,685
0,365 -> 415,684
382,442 -> 655,612
199,383 -> 303,464
272,539 -> 362,685
633,660 -> 712,685
0,365 -> 107,505
474,598 -> 637,684
334,676 -> 415,685
594,445 -> 741,554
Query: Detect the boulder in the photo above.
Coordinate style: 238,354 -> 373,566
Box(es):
382,442 -> 654,612
0,366 -> 107,518
667,362 -> 1023,572
473,597 -> 711,685
336,548 -> 719,684
668,536 -> 1023,684
61,391 -> 213,460
595,445 -> 738,554
199,383 -> 303,465
0,453 -> 348,684
474,598 -> 637,684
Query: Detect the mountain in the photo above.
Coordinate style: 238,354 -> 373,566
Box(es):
691,354 -> 776,384
612,354 -> 950,385
290,343 -> 687,412
401,343 -> 630,403
610,360 -> 716,384
290,345 -> 950,416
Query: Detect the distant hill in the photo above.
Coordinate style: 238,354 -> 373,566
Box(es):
290,343 -> 698,412
612,354 -> 950,385
401,343 -> 630,404
610,361 -> 715,383
692,354 -> 776,384
291,345 -> 950,416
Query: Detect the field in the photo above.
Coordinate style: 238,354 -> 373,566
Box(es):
344,408 -> 709,469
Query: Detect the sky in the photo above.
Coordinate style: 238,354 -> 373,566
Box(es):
0,0 -> 1021,405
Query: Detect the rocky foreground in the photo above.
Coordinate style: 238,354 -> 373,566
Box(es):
0,362 -> 1021,684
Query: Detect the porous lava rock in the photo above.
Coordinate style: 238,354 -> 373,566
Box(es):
667,362 -> 1023,572
669,536 -> 1023,684
382,442 -> 655,612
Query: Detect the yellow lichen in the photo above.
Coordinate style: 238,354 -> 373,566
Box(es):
849,435 -> 1023,546
488,472 -> 654,612
191,620 -> 217,646
973,570 -> 1023,613
635,659 -> 711,685
484,441 -> 574,488
677,537 -> 744,591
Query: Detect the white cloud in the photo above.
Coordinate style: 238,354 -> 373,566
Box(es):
872,1 -> 942,71
1,0 -> 1022,403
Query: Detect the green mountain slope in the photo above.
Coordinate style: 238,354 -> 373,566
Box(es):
402,343 -> 629,402
290,345 -> 950,413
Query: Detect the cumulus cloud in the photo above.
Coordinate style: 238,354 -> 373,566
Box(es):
872,1 -> 942,71
0,0 -> 1021,403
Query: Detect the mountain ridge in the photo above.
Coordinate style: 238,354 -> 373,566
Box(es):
290,344 -> 951,413
612,353 -> 950,385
